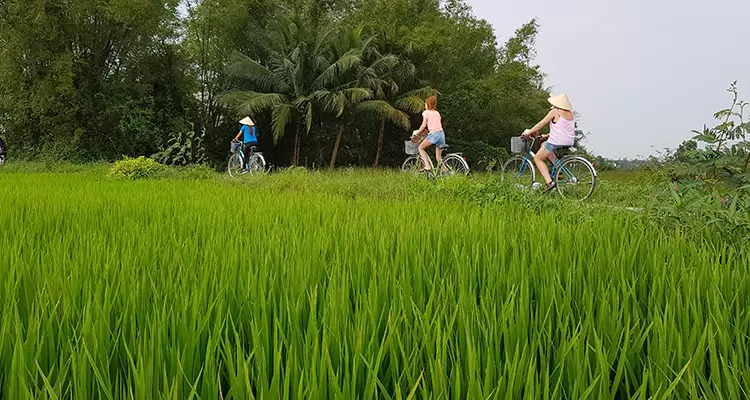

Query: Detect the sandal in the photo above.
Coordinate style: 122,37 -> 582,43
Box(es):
543,181 -> 557,193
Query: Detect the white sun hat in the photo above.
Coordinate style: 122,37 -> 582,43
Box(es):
547,93 -> 573,111
239,117 -> 255,126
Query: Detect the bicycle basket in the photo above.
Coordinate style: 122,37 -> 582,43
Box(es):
230,142 -> 240,154
510,137 -> 526,154
404,140 -> 419,155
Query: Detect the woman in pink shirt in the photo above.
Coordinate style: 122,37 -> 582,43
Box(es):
522,93 -> 576,192
411,96 -> 446,173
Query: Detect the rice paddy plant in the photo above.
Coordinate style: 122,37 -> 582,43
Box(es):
0,172 -> 748,399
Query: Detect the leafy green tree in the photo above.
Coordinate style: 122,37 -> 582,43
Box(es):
0,0 -> 188,159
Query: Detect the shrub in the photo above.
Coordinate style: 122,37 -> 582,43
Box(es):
648,182 -> 750,245
109,156 -> 164,180
670,82 -> 750,186
152,124 -> 207,166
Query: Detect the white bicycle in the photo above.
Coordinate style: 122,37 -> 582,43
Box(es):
228,141 -> 267,178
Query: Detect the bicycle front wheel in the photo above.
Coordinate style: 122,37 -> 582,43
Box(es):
440,154 -> 469,178
555,156 -> 597,200
228,154 -> 243,178
501,156 -> 536,187
401,156 -> 425,174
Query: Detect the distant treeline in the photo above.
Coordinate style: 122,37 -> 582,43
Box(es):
0,0 -> 552,168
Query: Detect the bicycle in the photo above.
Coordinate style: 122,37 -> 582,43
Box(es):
500,136 -> 597,200
228,141 -> 267,178
401,138 -> 469,179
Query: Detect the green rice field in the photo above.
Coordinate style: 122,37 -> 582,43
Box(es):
0,168 -> 748,399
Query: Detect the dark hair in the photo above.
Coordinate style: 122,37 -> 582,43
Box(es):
426,96 -> 437,110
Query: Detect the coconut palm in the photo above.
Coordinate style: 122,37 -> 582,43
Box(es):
361,25 -> 438,166
323,27 -> 435,168
223,14 -> 363,165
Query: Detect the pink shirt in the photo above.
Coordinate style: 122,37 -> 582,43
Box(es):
548,112 -> 575,146
420,110 -> 443,133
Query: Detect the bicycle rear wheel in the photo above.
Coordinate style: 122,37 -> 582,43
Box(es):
501,156 -> 536,187
228,154 -> 243,178
248,153 -> 267,174
440,154 -> 469,178
555,156 -> 597,200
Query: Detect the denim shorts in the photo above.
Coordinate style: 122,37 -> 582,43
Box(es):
544,142 -> 570,153
425,131 -> 446,147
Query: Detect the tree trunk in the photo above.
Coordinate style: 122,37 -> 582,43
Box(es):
330,123 -> 344,169
373,118 -> 386,167
293,123 -> 302,166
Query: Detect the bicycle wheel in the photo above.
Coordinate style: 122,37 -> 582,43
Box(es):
501,156 -> 536,187
555,156 -> 597,200
227,154 -> 243,178
401,156 -> 425,174
440,154 -> 469,178
248,153 -> 267,174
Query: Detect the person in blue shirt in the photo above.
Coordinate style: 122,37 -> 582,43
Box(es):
233,117 -> 258,173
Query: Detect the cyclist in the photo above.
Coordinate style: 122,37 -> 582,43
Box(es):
521,93 -> 575,193
411,95 -> 445,174
233,117 -> 258,174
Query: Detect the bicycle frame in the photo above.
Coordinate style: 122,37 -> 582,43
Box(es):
234,144 -> 259,168
515,138 -> 577,184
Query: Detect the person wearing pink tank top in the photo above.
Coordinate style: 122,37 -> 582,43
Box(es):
521,93 -> 576,193
410,96 -> 446,173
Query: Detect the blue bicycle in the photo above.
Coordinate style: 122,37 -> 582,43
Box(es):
500,136 -> 597,201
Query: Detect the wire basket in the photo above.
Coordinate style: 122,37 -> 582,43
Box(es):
510,137 -> 526,154
230,142 -> 241,154
404,140 -> 419,155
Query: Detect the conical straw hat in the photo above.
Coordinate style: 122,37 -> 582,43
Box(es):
239,117 -> 255,126
548,94 -> 573,111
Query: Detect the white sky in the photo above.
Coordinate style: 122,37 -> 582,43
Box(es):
466,0 -> 750,159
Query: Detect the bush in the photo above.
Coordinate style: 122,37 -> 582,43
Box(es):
109,156 -> 164,180
152,125 -> 208,166
648,182 -> 750,245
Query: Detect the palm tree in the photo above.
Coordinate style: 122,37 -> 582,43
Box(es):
223,14 -> 362,165
359,25 -> 438,166
322,27 -> 436,168
369,85 -> 436,167
321,27 -> 391,168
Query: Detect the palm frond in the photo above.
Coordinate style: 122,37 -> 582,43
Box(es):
305,103 -> 314,133
357,100 -> 410,129
367,54 -> 400,76
308,90 -> 341,115
312,50 -> 362,89
226,53 -> 282,92
402,87 -> 438,100
393,96 -> 427,114
271,104 -> 294,142
314,24 -> 339,56
220,91 -> 288,115
342,88 -> 373,104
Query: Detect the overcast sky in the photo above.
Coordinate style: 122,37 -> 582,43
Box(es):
466,0 -> 750,159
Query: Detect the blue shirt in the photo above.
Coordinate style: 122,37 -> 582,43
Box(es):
241,126 -> 257,144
